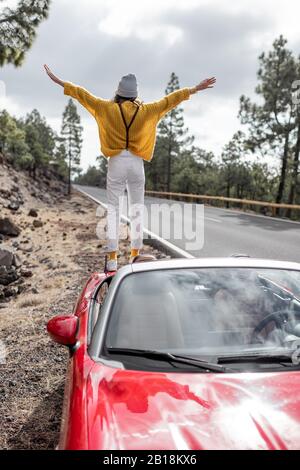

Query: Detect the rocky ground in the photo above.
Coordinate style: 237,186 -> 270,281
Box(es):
0,160 -> 164,449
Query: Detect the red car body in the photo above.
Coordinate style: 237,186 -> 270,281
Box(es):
47,269 -> 300,450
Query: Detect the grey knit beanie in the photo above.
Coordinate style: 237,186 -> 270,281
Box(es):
116,73 -> 138,98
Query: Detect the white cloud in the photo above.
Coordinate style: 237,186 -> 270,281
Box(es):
97,0 -> 185,45
185,95 -> 241,155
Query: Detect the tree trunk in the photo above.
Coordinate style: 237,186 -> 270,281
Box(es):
276,131 -> 290,213
286,121 -> 300,217
68,150 -> 72,196
153,176 -> 157,191
167,142 -> 171,193
226,176 -> 230,209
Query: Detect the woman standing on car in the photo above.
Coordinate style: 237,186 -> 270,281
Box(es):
44,65 -> 216,271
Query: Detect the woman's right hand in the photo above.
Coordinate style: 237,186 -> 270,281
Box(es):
44,64 -> 65,87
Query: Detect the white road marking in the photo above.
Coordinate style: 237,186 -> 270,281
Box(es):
205,217 -> 221,223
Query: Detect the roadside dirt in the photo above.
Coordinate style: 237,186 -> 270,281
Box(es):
0,189 -> 162,450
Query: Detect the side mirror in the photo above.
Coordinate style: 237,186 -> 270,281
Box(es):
47,315 -> 78,346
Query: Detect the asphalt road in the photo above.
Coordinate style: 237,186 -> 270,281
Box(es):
75,185 -> 300,263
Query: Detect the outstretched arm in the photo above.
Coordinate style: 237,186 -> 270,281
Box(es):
151,76 -> 216,120
43,64 -> 101,117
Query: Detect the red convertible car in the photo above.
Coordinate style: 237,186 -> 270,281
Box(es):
47,257 -> 300,450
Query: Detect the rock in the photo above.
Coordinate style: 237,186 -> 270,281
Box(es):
19,244 -> 33,253
0,286 -> 5,300
17,284 -> 26,294
0,217 -> 21,237
12,253 -> 22,268
47,261 -> 59,270
31,287 -> 39,294
0,248 -> 14,267
28,208 -> 38,218
0,189 -> 11,200
4,286 -> 19,298
0,266 -> 19,286
33,220 -> 43,228
20,268 -> 33,278
8,200 -> 20,211
0,247 -> 22,269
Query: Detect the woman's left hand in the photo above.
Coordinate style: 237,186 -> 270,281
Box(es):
190,77 -> 216,94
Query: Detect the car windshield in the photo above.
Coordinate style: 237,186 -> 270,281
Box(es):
104,267 -> 300,364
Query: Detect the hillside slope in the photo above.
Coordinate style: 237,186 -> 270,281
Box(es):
0,157 -> 163,449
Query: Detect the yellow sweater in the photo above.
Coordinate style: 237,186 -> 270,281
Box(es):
64,82 -> 191,162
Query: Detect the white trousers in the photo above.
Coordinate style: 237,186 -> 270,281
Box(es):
106,150 -> 145,252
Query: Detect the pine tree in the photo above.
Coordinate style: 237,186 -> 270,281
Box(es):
145,136 -> 168,191
74,155 -> 107,188
52,141 -> 68,179
221,131 -> 245,205
239,36 -> 298,209
96,155 -> 108,188
156,72 -> 194,192
61,99 -> 83,195
15,109 -> 56,177
287,57 -> 300,209
0,0 -> 51,67
0,109 -> 30,166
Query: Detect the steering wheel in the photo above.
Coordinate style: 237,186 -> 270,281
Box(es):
250,309 -> 300,344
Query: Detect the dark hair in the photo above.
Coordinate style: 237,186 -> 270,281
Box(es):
114,94 -> 137,104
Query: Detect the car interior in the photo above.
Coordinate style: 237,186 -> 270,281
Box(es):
103,268 -> 300,354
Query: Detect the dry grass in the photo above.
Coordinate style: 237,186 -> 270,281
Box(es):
41,276 -> 67,290
17,295 -> 45,308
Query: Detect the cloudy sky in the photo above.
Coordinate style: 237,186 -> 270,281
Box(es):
1,0 -> 300,170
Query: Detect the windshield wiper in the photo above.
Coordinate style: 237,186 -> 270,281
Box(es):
107,347 -> 230,373
218,350 -> 297,364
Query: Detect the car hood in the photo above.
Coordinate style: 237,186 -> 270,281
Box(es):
86,365 -> 300,450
